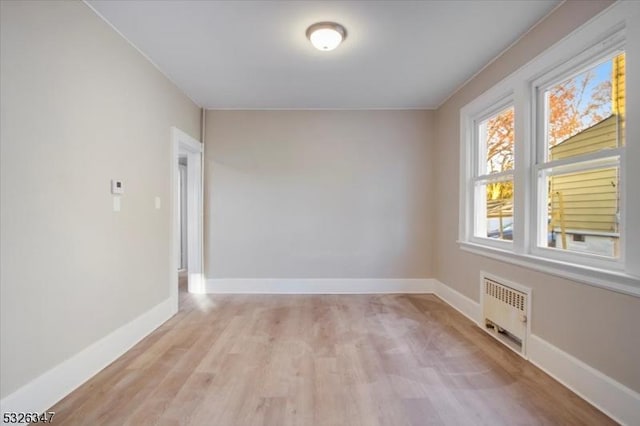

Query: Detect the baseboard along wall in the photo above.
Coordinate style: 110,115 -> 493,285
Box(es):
205,278 -> 435,294
0,299 -> 176,417
429,279 -> 640,426
2,278 -> 638,425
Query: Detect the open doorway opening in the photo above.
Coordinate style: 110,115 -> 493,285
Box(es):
171,127 -> 204,312
178,156 -> 188,292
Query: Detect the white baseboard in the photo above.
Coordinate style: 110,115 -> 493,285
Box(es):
206,278 -> 435,294
527,334 -> 640,425
432,279 -> 480,324
4,278 -> 637,425
433,278 -> 640,426
0,298 -> 176,415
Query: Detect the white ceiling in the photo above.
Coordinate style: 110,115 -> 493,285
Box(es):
87,0 -> 559,109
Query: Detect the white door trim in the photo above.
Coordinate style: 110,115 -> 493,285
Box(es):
171,127 -> 204,311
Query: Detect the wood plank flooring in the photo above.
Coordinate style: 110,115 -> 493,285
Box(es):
49,284 -> 615,425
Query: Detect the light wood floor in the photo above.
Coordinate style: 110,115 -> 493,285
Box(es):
50,283 -> 615,425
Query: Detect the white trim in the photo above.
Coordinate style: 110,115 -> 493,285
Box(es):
432,279 -> 481,324
458,1 -> 640,296
528,334 -> 640,426
206,278 -> 434,294
173,127 -> 202,153
204,107 -> 435,111
459,89 -> 515,246
433,279 -> 640,426
625,5 -> 640,279
535,148 -> 622,173
530,31 -> 626,271
171,127 -> 205,306
3,279 -> 637,424
0,298 -> 174,415
473,169 -> 514,183
460,241 -> 640,297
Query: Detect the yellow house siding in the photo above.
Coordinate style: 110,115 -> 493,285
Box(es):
549,117 -> 618,234
549,115 -> 617,160
550,167 -> 618,233
548,53 -> 625,236
612,53 -> 625,145
612,53 -> 625,117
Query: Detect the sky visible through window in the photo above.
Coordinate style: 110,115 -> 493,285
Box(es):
547,58 -> 614,148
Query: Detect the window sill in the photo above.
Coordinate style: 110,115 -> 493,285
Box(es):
457,240 -> 640,297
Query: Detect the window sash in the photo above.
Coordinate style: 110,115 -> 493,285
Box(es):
471,173 -> 514,247
469,99 -> 516,246
472,101 -> 515,179
535,150 -> 621,175
457,4 -> 639,294
534,36 -> 625,165
533,158 -> 623,265
531,43 -> 625,267
473,169 -> 514,183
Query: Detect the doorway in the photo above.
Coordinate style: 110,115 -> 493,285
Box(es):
178,157 -> 188,289
171,127 -> 204,312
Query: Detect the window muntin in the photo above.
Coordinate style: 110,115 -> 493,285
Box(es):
459,11 -> 638,293
473,106 -> 514,242
536,51 -> 625,259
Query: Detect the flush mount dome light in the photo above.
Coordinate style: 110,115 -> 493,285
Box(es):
306,22 -> 347,51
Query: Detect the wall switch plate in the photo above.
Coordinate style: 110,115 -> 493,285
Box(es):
111,179 -> 124,194
155,196 -> 161,209
113,196 -> 121,212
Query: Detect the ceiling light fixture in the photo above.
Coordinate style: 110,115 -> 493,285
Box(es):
306,22 -> 347,51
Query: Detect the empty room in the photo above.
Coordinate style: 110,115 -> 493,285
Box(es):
1,0 -> 639,425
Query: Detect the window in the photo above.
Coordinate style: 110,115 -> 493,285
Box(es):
459,2 -> 639,296
536,52 -> 625,261
473,104 -> 515,243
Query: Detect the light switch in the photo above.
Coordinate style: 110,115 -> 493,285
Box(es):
154,196 -> 161,209
113,196 -> 121,212
111,179 -> 124,194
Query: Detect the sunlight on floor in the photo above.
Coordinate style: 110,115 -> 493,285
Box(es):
193,294 -> 217,312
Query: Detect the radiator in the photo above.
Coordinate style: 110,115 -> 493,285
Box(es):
482,275 -> 529,355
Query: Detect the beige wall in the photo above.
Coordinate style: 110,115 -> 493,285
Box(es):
433,0 -> 640,392
0,1 -> 201,398
2,0 -> 638,406
205,110 -> 434,278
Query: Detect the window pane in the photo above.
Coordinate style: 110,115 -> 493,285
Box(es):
476,179 -> 513,240
546,53 -> 625,161
542,166 -> 620,258
479,106 -> 514,175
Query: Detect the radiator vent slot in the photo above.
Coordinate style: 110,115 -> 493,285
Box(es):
485,279 -> 526,311
481,273 -> 530,357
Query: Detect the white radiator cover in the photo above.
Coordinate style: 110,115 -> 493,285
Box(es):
481,272 -> 531,356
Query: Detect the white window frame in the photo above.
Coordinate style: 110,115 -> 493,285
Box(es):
467,96 -> 515,251
530,35 -> 626,271
459,1 -> 640,297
